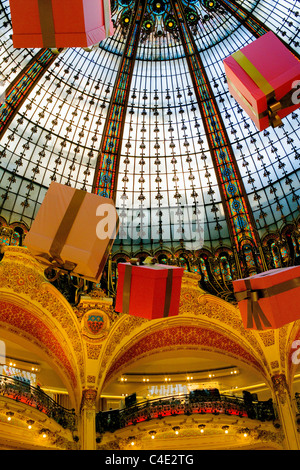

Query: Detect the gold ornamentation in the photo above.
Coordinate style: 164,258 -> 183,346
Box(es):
271,374 -> 290,405
270,361 -> 279,370
0,246 -> 85,394
81,389 -> 97,410
259,331 -> 275,347
86,343 -> 102,360
82,309 -> 110,339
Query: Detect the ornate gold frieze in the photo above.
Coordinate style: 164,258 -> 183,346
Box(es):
271,374 -> 290,405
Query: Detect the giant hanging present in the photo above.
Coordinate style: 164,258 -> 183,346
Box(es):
115,262 -> 184,320
25,182 -> 119,283
9,0 -> 114,49
233,267 -> 300,331
223,32 -> 300,131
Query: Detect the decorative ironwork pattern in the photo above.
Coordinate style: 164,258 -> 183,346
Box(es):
96,392 -> 276,434
170,0 -> 265,275
93,1 -> 147,198
0,0 -> 298,284
219,0 -> 300,59
0,48 -> 60,138
0,375 -> 77,431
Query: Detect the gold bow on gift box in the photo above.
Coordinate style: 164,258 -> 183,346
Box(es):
235,279 -> 272,330
230,51 -> 297,128
35,252 -> 77,281
235,277 -> 300,330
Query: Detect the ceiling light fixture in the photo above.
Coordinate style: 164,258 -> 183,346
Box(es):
27,419 -> 34,430
6,411 -> 14,421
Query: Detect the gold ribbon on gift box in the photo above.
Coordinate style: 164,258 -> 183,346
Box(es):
37,0 -> 113,48
38,0 -> 57,48
122,264 -> 173,317
235,276 -> 300,330
231,50 -> 297,128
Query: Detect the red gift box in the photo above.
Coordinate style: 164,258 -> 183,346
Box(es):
10,0 -> 114,48
115,263 -> 184,320
233,267 -> 300,331
223,32 -> 300,131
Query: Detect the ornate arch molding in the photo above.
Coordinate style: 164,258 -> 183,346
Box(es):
0,299 -> 79,406
100,320 -> 269,393
0,246 -> 85,410
97,273 -> 272,396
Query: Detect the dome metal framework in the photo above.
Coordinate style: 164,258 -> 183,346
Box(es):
0,0 -> 299,299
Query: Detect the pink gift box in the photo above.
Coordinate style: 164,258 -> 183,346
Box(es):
223,32 -> 300,131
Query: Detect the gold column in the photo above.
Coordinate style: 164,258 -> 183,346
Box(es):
271,374 -> 300,450
80,389 -> 97,450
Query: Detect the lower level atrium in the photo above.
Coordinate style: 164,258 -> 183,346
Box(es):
0,246 -> 300,450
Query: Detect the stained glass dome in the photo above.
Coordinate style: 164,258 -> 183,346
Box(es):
0,0 -> 300,294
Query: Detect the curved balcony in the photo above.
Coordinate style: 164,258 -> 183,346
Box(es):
96,392 -> 277,435
0,375 -> 77,432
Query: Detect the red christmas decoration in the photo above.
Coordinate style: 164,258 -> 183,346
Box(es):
115,263 -> 184,320
10,0 -> 114,48
233,266 -> 300,330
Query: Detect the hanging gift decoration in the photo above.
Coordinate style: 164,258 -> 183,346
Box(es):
25,182 -> 119,283
223,32 -> 300,131
115,261 -> 184,320
9,0 -> 114,49
233,266 -> 300,331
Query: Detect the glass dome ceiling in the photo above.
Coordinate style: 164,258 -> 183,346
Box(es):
0,0 -> 299,282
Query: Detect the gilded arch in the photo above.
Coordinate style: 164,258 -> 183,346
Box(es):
0,246 -> 86,410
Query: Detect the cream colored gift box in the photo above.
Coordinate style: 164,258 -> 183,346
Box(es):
25,182 -> 118,283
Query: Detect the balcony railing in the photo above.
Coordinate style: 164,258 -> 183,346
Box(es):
0,375 -> 77,431
96,393 -> 276,434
